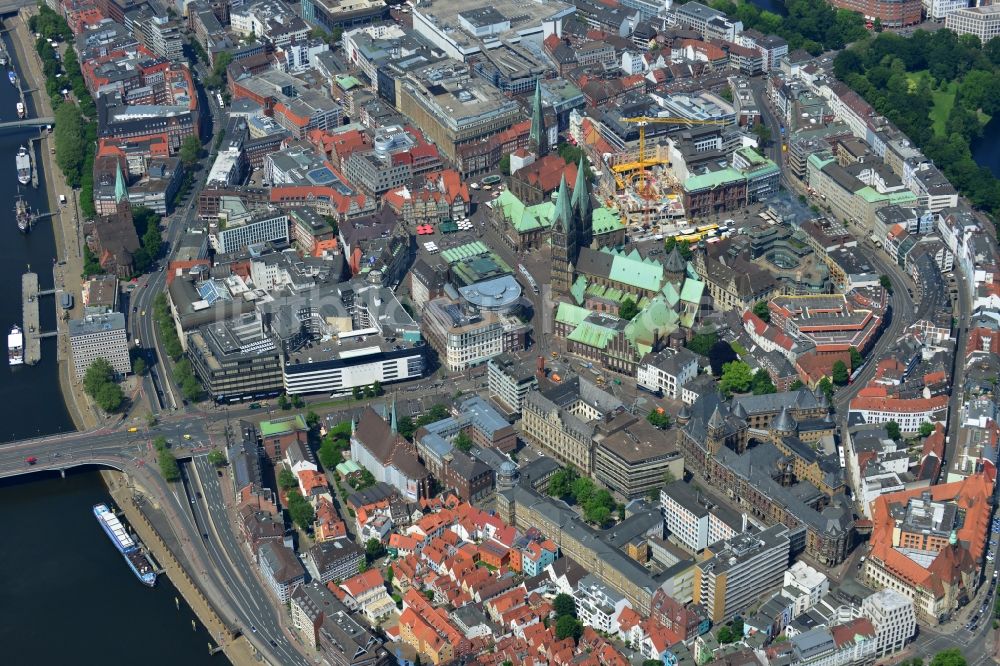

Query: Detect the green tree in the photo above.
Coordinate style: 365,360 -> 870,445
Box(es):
885,421 -> 902,441
278,393 -> 291,410
132,356 -> 147,376
929,649 -> 966,666
82,358 -> 124,412
687,331 -> 718,356
555,615 -> 583,642
664,236 -> 694,260
292,394 -> 305,409
454,430 -> 473,453
849,346 -> 862,370
397,416 -> 416,440
286,491 -> 315,531
179,135 -> 202,168
207,450 -> 227,467
278,467 -> 298,491
145,412 -> 157,428
306,410 -> 320,429
54,102 -> 86,187
832,360 -> 850,386
547,467 -> 578,498
752,300 -> 771,322
366,537 -> 386,563
352,386 -> 362,400
571,477 -> 596,506
720,361 -> 754,396
753,123 -> 770,148
618,297 -> 640,320
499,154 -> 511,176
646,409 -> 671,429
818,376 -> 834,402
386,565 -> 394,585
553,593 -> 576,618
751,369 -> 777,395
158,449 -> 180,482
879,274 -> 894,293
717,625 -> 734,644
584,503 -> 611,526
919,422 -> 935,437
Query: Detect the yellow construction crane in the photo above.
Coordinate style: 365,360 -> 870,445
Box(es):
613,116 -> 730,192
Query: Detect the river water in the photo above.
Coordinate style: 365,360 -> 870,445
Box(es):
973,116 -> 1000,179
0,32 -> 223,666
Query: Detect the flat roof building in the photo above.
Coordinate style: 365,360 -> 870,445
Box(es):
69,312 -> 131,379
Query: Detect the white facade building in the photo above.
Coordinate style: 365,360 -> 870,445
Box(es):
68,312 -> 131,379
861,589 -> 916,658
660,481 -> 743,552
212,210 -> 289,254
575,575 -> 631,634
636,347 -> 699,399
782,561 -> 830,617
946,5 -> 1000,43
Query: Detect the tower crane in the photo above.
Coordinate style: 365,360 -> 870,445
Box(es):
612,116 -> 730,192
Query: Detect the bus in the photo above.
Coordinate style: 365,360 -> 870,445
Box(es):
675,233 -> 704,244
696,223 -> 719,233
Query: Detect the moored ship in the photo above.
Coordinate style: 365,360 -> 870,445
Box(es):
15,196 -> 29,232
8,70 -> 16,86
16,145 -> 30,185
93,503 -> 157,587
8,325 -> 22,366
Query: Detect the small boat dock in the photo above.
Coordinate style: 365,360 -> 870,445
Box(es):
21,272 -> 40,365
21,270 -> 60,365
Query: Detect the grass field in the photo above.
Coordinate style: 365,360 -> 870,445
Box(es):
904,70 -> 956,136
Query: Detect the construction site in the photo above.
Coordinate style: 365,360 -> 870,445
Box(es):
592,116 -> 728,237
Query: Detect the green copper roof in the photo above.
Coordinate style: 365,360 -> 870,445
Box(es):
441,241 -> 490,264
495,190 -> 554,233
625,297 -> 679,357
856,187 -> 918,205
608,251 -> 665,292
555,302 -> 590,327
680,278 -> 705,304
571,275 -> 588,305
259,414 -> 308,437
591,206 -> 620,236
530,79 -> 545,150
335,75 -> 361,91
807,153 -> 836,171
114,163 -> 128,203
572,155 -> 591,223
660,281 -> 680,307
683,167 -> 746,193
552,174 -> 573,231
567,320 -> 616,350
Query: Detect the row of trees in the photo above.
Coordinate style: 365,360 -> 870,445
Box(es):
82,358 -> 124,412
834,31 -> 1000,226
547,467 -> 619,526
552,593 -> 583,642
705,0 -> 868,55
152,293 -> 203,403
131,207 -> 164,274
719,361 -> 776,397
154,436 -> 179,482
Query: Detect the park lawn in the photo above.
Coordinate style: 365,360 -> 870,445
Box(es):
929,80 -> 958,137
904,70 -> 957,137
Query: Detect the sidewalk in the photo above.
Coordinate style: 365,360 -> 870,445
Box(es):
9,8 -> 98,431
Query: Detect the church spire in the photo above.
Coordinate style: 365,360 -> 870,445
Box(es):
114,162 -> 128,204
390,398 -> 397,433
553,173 -> 573,231
529,79 -> 546,155
571,155 -> 591,246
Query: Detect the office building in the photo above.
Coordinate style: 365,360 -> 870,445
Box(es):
487,353 -> 538,415
69,312 -> 131,379
694,525 -> 790,623
660,481 -> 744,553
422,296 -> 528,372
211,207 -> 290,254
861,589 -> 916,658
186,313 -> 284,403
945,5 -> 1000,42
258,541 -> 306,603
304,538 -> 364,585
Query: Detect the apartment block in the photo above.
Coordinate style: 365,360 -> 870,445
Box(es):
660,481 -> 744,553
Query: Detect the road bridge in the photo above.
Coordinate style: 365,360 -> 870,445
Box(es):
0,0 -> 35,16
0,117 -> 53,132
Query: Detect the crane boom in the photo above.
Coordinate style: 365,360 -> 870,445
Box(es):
618,116 -> 730,193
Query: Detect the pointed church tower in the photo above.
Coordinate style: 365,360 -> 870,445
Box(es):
571,155 -> 592,249
114,162 -> 130,215
529,80 -> 546,156
390,398 -> 398,433
550,174 -> 577,294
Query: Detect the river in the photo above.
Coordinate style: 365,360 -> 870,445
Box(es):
973,115 -> 1000,179
0,30 -> 223,666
